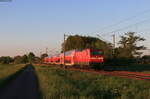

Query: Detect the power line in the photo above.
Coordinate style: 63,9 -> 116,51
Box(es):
91,17 -> 150,46
46,47 -> 61,56
97,34 -> 111,43
106,17 -> 150,35
86,8 -> 150,36
99,8 -> 150,31
96,17 -> 150,49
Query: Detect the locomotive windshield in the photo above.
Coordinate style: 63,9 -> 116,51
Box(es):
91,50 -> 103,56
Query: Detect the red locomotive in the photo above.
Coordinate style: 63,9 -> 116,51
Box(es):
44,48 -> 104,68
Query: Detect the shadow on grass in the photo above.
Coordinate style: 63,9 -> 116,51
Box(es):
0,65 -> 27,90
0,64 -> 42,99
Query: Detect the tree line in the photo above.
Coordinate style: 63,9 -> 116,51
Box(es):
0,32 -> 149,65
0,52 -> 48,64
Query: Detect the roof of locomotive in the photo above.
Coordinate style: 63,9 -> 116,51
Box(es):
59,48 -> 103,56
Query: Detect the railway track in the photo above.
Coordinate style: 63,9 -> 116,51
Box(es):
41,64 -> 150,81
68,68 -> 150,81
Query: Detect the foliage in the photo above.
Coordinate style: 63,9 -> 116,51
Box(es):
41,53 -> 48,59
34,57 -> 41,64
61,33 -> 146,65
1,52 -> 40,64
14,52 -> 38,64
14,55 -> 28,64
40,53 -> 48,63
21,55 -> 28,63
28,52 -> 36,63
141,55 -> 150,64
35,65 -> 150,99
104,32 -> 147,65
62,35 -> 113,58
117,32 -> 146,58
14,56 -> 22,64
0,56 -> 13,64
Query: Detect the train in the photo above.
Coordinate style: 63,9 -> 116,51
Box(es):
44,48 -> 104,68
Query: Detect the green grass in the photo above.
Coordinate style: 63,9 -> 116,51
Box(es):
35,65 -> 150,99
0,64 -> 25,88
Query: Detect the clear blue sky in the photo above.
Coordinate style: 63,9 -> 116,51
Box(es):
0,0 -> 150,56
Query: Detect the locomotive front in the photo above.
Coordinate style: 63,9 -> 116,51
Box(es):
89,49 -> 104,65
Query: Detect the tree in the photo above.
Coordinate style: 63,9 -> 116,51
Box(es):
40,53 -> 48,63
140,55 -> 150,64
14,55 -> 28,64
95,40 -> 113,59
0,56 -> 13,64
117,32 -> 146,58
62,35 -> 85,51
14,56 -> 22,64
21,55 -> 28,64
41,53 -> 48,60
28,52 -> 35,63
61,35 -> 113,58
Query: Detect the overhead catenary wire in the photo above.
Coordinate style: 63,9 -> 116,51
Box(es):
47,47 -> 61,56
105,17 -> 150,35
87,17 -> 150,47
98,8 -> 150,31
97,34 -> 112,44
86,8 -> 150,36
99,17 -> 150,49
48,9 -> 150,56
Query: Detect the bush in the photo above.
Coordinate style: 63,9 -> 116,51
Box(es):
0,56 -> 13,64
104,58 -> 137,66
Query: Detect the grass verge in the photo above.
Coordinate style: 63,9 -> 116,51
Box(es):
35,65 -> 150,99
0,64 -> 25,88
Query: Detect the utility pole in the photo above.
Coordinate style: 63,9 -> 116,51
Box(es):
112,34 -> 116,56
63,34 -> 70,68
64,34 -> 66,67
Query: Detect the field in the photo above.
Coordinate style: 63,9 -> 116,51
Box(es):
0,64 -> 25,88
35,65 -> 150,99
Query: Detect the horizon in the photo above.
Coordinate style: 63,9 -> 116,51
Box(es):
0,0 -> 150,56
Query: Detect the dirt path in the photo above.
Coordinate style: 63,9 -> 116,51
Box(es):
0,64 -> 40,99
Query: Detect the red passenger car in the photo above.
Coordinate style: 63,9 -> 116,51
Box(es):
74,48 -> 104,66
60,48 -> 104,66
44,57 -> 51,64
59,50 -> 76,65
44,48 -> 104,68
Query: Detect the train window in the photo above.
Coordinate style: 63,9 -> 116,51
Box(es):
91,50 -> 103,56
56,59 -> 60,63
65,50 -> 74,56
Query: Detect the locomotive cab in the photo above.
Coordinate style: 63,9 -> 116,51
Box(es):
90,49 -> 104,65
